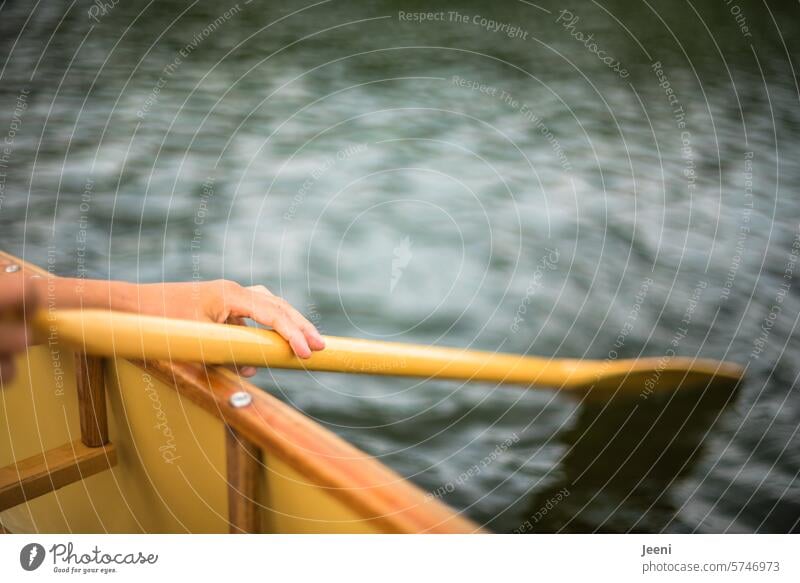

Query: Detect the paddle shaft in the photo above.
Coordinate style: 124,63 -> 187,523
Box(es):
33,309 -> 744,392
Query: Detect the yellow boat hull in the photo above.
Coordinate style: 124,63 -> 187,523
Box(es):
0,252 -> 478,534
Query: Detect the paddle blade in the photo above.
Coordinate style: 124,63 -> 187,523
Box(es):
573,357 -> 744,398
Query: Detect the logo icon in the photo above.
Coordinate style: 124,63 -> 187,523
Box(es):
19,543 -> 46,571
390,236 -> 413,293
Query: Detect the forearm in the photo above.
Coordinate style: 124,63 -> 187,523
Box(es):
2,271 -> 323,363
29,275 -> 140,313
29,275 -> 213,321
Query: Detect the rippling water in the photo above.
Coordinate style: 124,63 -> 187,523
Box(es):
1,0 -> 799,532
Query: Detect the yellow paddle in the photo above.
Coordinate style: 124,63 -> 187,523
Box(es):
33,309 -> 743,395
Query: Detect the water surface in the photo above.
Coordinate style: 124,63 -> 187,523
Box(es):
1,0 -> 799,532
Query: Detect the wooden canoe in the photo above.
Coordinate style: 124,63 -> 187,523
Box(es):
0,250 -> 480,534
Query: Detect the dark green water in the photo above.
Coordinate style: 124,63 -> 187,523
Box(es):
1,0 -> 799,532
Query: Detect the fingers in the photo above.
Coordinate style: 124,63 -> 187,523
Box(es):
262,307 -> 313,359
224,316 -> 259,378
276,300 -> 326,352
223,363 -> 258,378
238,366 -> 258,377
217,281 -> 325,359
244,287 -> 324,350
246,285 -> 273,297
237,286 -> 325,359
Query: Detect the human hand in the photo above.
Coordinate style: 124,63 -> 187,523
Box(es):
136,280 -> 325,376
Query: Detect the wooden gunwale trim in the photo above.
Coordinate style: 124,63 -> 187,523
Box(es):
0,250 -> 48,278
141,360 -> 481,534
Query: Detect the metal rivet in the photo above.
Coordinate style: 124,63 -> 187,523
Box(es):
4,264 -> 20,273
229,391 -> 252,408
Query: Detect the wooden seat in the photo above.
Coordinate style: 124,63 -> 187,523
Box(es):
0,440 -> 117,511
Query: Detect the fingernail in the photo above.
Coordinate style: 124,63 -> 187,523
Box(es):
241,367 -> 257,377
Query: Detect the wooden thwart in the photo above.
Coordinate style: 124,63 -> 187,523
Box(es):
0,440 -> 117,511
